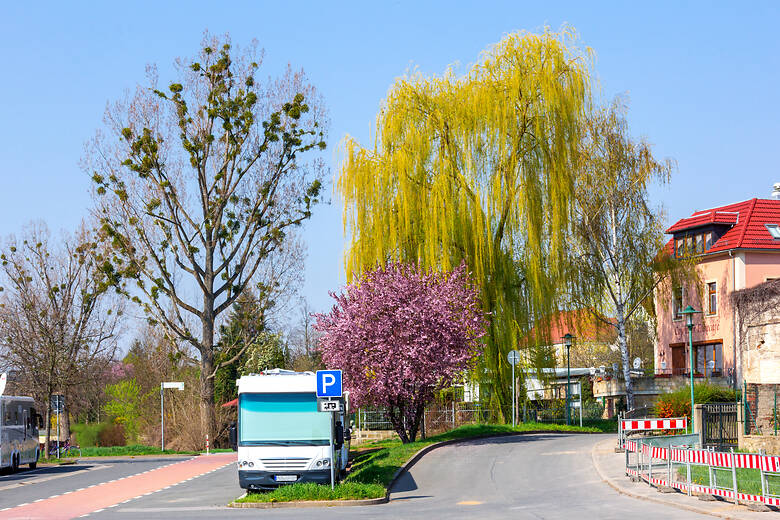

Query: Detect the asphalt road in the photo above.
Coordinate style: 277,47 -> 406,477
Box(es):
84,433 -> 713,519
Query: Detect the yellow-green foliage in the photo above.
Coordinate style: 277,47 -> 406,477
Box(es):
338,28 -> 593,419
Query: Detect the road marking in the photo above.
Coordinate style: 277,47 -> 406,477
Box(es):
540,450 -> 581,455
0,464 -> 110,491
457,500 -> 483,505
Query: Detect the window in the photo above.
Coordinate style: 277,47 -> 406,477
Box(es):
673,287 -> 684,320
675,238 -> 685,257
707,282 -> 717,315
696,343 -> 723,374
766,224 -> 780,239
686,236 -> 694,255
695,234 -> 704,253
238,393 -> 331,446
705,232 -> 713,250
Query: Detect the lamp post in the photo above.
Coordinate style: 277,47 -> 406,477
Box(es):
563,333 -> 574,426
680,305 -> 701,430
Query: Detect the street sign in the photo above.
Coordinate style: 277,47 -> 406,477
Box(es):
316,370 -> 342,398
317,399 -> 343,412
51,394 -> 65,413
162,382 -> 184,390
507,350 -> 520,366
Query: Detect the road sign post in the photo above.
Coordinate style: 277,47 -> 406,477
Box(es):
507,351 -> 520,428
316,370 -> 343,490
161,382 -> 184,451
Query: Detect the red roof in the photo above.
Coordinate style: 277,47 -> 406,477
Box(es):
666,198 -> 780,252
523,309 -> 615,345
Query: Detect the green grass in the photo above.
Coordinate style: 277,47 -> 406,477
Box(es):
236,422 -> 599,504
78,444 -> 199,457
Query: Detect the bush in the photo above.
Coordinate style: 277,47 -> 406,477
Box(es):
655,382 -> 737,418
97,422 -> 126,446
71,422 -> 109,447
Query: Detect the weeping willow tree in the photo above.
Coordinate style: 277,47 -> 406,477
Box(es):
337,28 -> 593,420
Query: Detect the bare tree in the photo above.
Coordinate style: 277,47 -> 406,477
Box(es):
84,34 -> 328,439
0,223 -> 122,454
568,100 -> 676,410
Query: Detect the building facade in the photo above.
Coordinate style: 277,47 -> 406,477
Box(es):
655,197 -> 780,386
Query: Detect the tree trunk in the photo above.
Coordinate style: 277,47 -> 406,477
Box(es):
616,310 -> 635,410
200,341 -> 217,448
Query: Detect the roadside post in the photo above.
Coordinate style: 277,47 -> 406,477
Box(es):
160,382 -> 184,451
507,350 -> 520,428
316,370 -> 343,490
51,395 -> 64,457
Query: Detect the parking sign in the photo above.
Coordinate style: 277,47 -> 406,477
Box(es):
316,370 -> 342,398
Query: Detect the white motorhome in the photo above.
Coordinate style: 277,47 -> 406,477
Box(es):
231,369 -> 349,490
1,396 -> 41,471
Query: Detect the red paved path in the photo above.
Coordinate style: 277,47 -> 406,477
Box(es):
0,453 -> 235,520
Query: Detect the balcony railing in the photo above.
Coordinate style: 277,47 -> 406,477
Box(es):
654,367 -> 723,378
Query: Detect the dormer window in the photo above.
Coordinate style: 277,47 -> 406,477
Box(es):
766,224 -> 780,239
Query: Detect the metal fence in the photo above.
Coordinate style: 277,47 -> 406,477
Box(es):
701,402 -> 737,449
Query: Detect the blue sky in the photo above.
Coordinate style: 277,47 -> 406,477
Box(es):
1,1 -> 778,327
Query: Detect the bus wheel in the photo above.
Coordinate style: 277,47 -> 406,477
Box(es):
10,454 -> 18,473
29,454 -> 37,470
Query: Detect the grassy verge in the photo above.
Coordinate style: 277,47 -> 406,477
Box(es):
236,421 -> 599,503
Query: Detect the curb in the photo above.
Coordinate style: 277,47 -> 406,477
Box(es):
589,438 -> 755,520
230,429 -> 598,509
229,496 -> 388,509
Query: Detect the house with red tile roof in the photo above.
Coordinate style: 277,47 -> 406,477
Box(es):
655,195 -> 780,388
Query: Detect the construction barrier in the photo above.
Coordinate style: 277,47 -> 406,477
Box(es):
618,416 -> 687,448
624,437 -> 780,507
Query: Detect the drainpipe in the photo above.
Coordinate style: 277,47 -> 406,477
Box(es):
729,249 -> 738,390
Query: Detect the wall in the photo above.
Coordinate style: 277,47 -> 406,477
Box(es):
744,251 -> 780,288
655,253 -> 736,377
740,435 -> 780,455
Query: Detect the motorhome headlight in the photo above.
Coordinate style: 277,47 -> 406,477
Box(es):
239,460 -> 255,468
322,459 -> 330,467
316,460 -> 322,467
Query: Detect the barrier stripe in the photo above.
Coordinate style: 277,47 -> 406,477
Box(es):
760,456 -> 780,473
621,417 -> 687,431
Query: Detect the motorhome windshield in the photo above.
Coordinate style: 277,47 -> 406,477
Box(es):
239,392 -> 330,446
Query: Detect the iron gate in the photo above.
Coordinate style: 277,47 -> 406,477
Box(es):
701,402 -> 737,449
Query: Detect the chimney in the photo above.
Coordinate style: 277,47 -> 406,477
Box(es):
773,183 -> 780,200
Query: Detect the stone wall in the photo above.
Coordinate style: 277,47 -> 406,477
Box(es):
593,375 -> 730,399
733,280 -> 780,385
740,434 -> 780,455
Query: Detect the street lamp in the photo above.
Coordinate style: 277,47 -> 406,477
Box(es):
563,333 -> 574,426
161,381 -> 184,451
680,305 -> 701,431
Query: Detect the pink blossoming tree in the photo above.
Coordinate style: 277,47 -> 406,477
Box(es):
314,262 -> 487,443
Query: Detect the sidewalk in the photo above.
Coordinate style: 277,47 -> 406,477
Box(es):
590,437 -> 774,520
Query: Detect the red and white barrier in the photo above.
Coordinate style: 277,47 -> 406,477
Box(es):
624,440 -> 780,507
621,418 -> 687,431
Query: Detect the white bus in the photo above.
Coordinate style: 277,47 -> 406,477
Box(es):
1,396 -> 41,471
231,369 -> 350,490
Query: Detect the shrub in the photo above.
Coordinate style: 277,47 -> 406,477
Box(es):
71,422 -> 109,447
97,422 -> 126,446
103,378 -> 143,443
655,382 -> 737,418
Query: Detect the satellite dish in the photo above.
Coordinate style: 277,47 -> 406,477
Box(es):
0,372 -> 6,396
632,357 -> 642,370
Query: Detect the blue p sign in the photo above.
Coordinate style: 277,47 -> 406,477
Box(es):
316,370 -> 342,398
